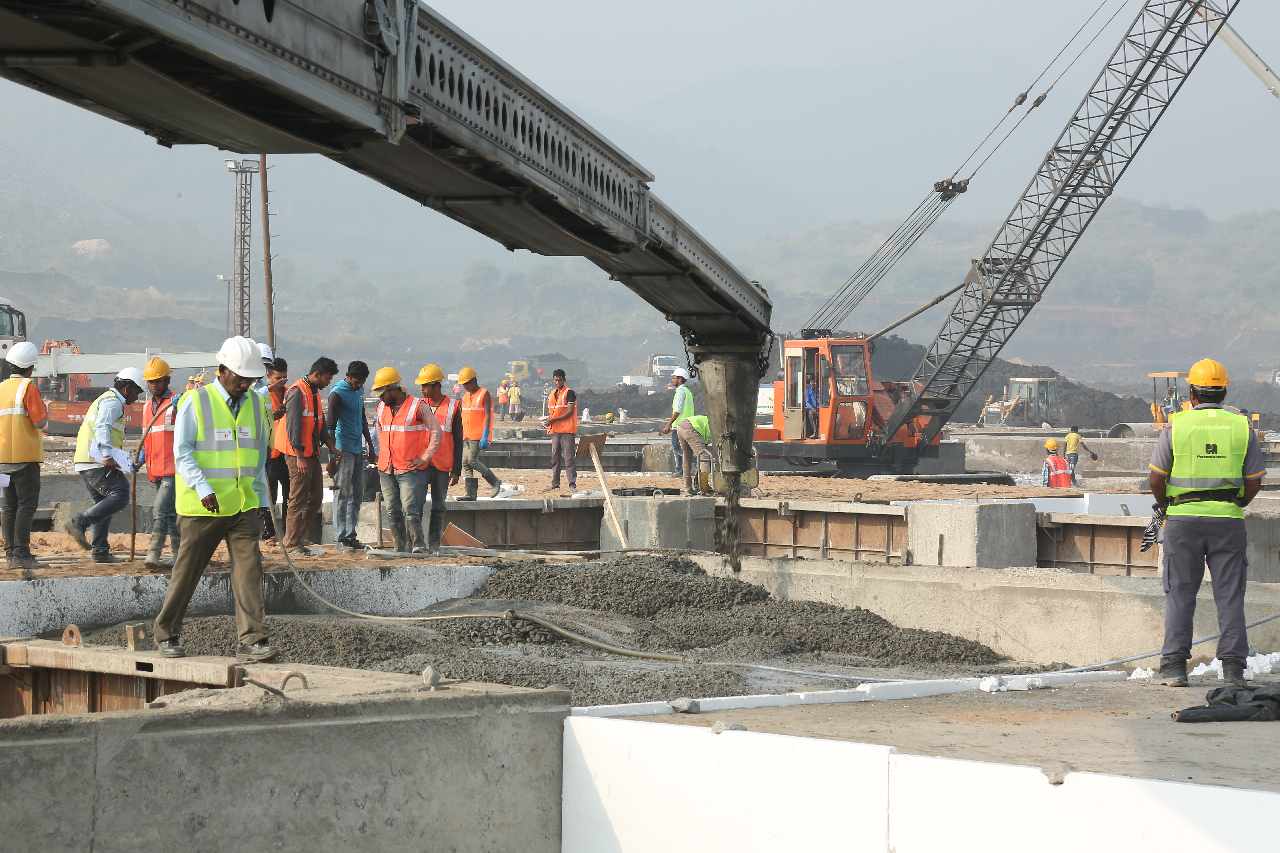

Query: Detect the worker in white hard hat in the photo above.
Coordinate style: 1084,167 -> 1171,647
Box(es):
153,336 -> 275,662
254,341 -> 275,392
660,367 -> 694,478
0,341 -> 48,571
65,365 -> 145,563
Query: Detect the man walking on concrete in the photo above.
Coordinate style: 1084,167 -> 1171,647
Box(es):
544,368 -> 578,494
277,356 -> 337,552
65,366 -> 145,563
457,366 -> 502,501
371,367 -> 440,552
261,357 -> 289,541
140,357 -> 181,569
1063,425 -> 1098,484
1149,358 -> 1264,688
0,342 -> 47,571
327,360 -> 373,550
153,336 -> 275,662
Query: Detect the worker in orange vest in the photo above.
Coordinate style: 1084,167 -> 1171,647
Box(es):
418,363 -> 463,553
497,380 -> 509,422
1042,439 -> 1073,488
0,342 -> 47,572
457,366 -> 503,501
262,356 -> 289,541
543,368 -> 578,493
276,357 -> 338,553
140,357 -> 181,569
370,367 -> 441,552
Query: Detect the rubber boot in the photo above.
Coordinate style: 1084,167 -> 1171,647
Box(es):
1223,658 -> 1250,688
428,513 -> 443,555
1159,657 -> 1188,687
392,520 -> 409,554
457,478 -> 478,502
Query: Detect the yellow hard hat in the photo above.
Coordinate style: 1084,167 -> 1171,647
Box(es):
416,363 -> 445,386
1044,439 -> 1059,451
1187,358 -> 1229,389
457,366 -> 477,384
370,366 -> 402,393
143,357 -> 171,381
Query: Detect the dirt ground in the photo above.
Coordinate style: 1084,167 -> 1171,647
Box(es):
642,677 -> 1280,792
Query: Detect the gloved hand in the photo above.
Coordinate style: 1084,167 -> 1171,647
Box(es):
1140,503 -> 1166,553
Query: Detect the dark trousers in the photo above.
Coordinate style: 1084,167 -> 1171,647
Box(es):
1161,515 -> 1250,664
3,462 -> 40,557
550,433 -> 577,489
154,511 -> 267,646
283,455 -> 322,548
670,429 -> 683,475
262,455 -> 289,538
77,466 -> 130,556
427,467 -> 450,547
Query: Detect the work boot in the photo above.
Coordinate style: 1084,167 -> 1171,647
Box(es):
63,516 -> 90,550
1159,657 -> 1188,687
1223,659 -> 1250,688
237,640 -> 276,663
488,479 -> 504,499
144,543 -> 165,571
14,552 -> 38,573
4,550 -> 15,570
407,525 -> 425,554
158,638 -> 185,658
457,478 -> 479,502
93,552 -> 119,565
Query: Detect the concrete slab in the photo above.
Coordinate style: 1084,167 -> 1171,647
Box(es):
599,495 -> 716,552
906,501 -> 1036,568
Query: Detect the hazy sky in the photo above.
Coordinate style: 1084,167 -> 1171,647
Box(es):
3,0 -> 1278,287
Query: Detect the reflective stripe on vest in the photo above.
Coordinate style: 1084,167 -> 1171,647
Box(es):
0,377 -> 41,463
74,390 -> 125,464
429,397 -> 457,472
143,394 -> 178,478
1167,408 -> 1249,519
275,378 -> 323,457
174,385 -> 264,517
548,386 -> 577,435
376,396 -> 430,473
1046,455 -> 1072,488
461,388 -> 489,441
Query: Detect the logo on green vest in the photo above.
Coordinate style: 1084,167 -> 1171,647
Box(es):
1205,443 -> 1220,456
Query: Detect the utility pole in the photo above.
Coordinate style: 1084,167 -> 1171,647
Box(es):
259,153 -> 276,350
224,158 -> 259,339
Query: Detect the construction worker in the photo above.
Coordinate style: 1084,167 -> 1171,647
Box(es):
1149,358 -> 1264,688
1063,425 -> 1099,484
139,357 -> 181,569
508,382 -> 524,423
497,380 -> 509,422
457,366 -> 503,501
326,360 -> 374,551
1041,439 -> 1072,488
661,368 -> 694,476
254,341 -> 275,392
418,363 -> 463,553
371,367 -> 441,552
262,357 -> 288,541
0,342 -> 47,571
544,368 -> 578,493
277,357 -> 338,553
676,413 -> 714,496
65,366 -> 145,563
803,376 -> 820,438
153,336 -> 274,662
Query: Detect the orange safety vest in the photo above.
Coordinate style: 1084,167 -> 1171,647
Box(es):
0,377 -> 43,464
274,378 -> 324,458
547,386 -> 577,435
268,384 -> 286,460
376,395 -> 432,473
461,387 -> 491,442
1045,454 -> 1072,488
143,394 -> 178,479
427,396 -> 457,473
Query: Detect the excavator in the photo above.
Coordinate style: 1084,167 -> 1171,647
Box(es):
754,0 -> 1247,474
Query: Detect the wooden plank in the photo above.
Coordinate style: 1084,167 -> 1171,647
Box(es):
3,641 -> 237,687
47,669 -> 93,716
95,673 -> 149,713
0,673 -> 24,719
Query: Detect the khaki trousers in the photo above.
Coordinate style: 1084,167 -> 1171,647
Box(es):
676,420 -> 711,493
284,454 -> 323,547
154,511 -> 267,645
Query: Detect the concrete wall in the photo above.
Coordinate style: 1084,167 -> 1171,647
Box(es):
691,555 -> 1280,665
963,435 -> 1156,476
599,495 -> 716,552
906,502 -> 1036,569
1,685 -> 567,852
563,716 -> 1279,853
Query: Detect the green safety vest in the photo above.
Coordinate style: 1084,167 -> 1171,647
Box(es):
175,385 -> 267,518
673,385 -> 695,427
1166,407 -> 1249,520
73,390 -> 126,464
687,415 -> 711,444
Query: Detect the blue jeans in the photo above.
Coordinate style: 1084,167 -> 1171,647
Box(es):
77,466 -> 130,556
150,475 -> 180,555
671,429 -> 683,475
334,452 -> 365,542
379,469 -> 427,549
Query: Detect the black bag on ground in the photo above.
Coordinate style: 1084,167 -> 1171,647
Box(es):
1173,684 -> 1280,723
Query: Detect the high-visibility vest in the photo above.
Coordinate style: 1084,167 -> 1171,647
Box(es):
686,415 -> 712,444
74,390 -> 126,464
1045,454 -> 1072,488
672,384 -> 695,427
508,386 -> 522,407
1167,408 -> 1249,520
461,387 -> 490,441
548,386 -> 577,435
174,385 -> 266,517
376,396 -> 432,473
268,384 -> 286,460
427,396 -> 457,473
274,378 -> 324,457
0,377 -> 43,463
143,393 -> 178,479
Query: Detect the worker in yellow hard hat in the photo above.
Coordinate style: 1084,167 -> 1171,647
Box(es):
1149,358 -> 1263,688
140,357 -> 181,569
418,363 -> 463,553
370,366 -> 440,553
1041,438 -> 1071,488
456,366 -> 503,501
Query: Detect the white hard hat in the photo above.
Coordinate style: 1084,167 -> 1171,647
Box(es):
257,341 -> 275,362
115,366 -> 145,389
5,341 -> 38,369
671,367 -> 690,381
217,336 -> 267,378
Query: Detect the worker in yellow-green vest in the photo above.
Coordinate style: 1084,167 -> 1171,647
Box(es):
64,366 -> 145,563
661,367 -> 694,478
153,337 -> 276,663
675,413 -> 714,496
1148,358 -> 1264,689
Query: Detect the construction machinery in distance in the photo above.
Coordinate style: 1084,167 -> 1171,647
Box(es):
975,378 -> 1057,428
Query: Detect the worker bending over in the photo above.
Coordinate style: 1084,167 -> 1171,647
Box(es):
418,363 -> 463,553
1063,425 -> 1098,484
544,368 -> 578,493
140,357 -> 180,569
677,414 -> 714,496
1149,358 -> 1263,688
1041,439 -> 1072,488
262,357 -> 289,541
278,357 -> 337,553
371,368 -> 441,552
65,366 -> 145,562
0,342 -> 47,571
457,366 -> 503,501
327,360 -> 373,551
153,336 -> 274,662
